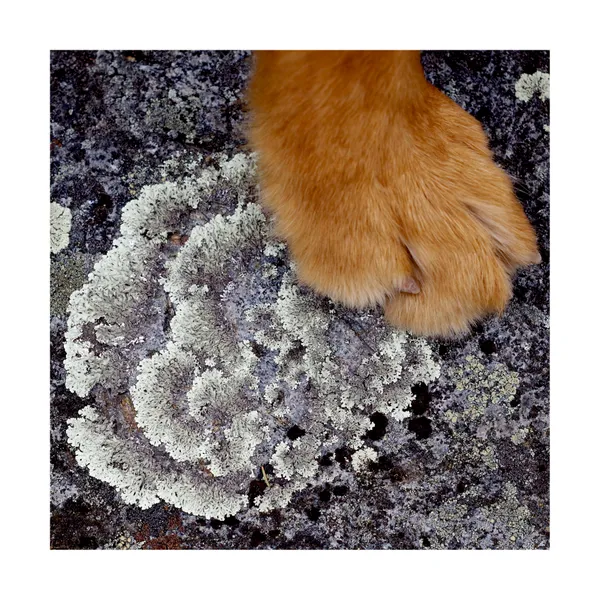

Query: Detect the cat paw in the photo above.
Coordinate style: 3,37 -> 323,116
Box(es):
247,51 -> 539,337
383,87 -> 540,337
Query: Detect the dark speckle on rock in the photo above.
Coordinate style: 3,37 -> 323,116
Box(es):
318,453 -> 333,467
306,506 -> 321,521
287,425 -> 306,440
479,339 -> 497,355
374,455 -> 394,472
318,489 -> 331,503
223,515 -> 240,528
366,412 -> 388,440
78,536 -> 99,549
410,383 -> 432,415
408,417 -> 433,440
334,447 -> 352,468
249,530 -> 267,548
248,479 -> 267,506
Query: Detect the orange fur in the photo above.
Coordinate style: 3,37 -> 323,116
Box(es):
247,51 -> 539,338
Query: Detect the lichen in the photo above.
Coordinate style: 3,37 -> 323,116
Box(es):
511,427 -> 530,445
351,447 -> 378,472
445,355 -> 519,423
50,252 -> 88,317
515,71 -> 550,102
65,152 -> 440,519
50,202 -> 72,254
423,482 -> 539,549
108,531 -> 145,550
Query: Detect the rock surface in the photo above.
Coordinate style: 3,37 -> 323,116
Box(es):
50,51 -> 549,549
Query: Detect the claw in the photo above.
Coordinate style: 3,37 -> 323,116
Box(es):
397,276 -> 421,294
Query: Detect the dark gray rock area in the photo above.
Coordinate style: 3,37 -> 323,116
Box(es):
50,50 -> 549,550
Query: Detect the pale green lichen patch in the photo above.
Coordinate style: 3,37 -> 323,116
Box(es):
445,355 -> 519,424
50,252 -> 88,317
511,426 -> 530,445
145,98 -> 200,143
50,202 -> 72,254
471,443 -> 499,471
65,152 -> 441,519
111,532 -> 145,550
423,482 -> 537,549
477,483 -> 537,548
515,71 -> 550,102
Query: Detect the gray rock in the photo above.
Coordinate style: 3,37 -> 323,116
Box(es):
50,50 -> 549,550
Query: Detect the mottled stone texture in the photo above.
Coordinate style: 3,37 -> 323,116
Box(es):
50,51 -> 549,549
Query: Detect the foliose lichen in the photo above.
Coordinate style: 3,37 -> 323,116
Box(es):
515,71 -> 550,102
50,202 -> 72,254
65,152 -> 440,519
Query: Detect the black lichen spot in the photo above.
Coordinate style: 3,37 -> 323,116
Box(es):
306,506 -> 321,521
223,515 -> 240,528
366,412 -> 388,441
250,340 -> 266,358
248,479 -> 267,505
529,405 -> 541,419
334,447 -> 352,468
332,485 -> 348,497
510,389 -> 522,408
92,190 -> 113,225
210,518 -> 223,529
319,452 -> 333,467
408,416 -> 432,440
456,480 -> 468,494
269,529 -> 280,538
318,489 -> 331,503
421,536 -> 431,548
78,536 -> 98,549
287,425 -> 306,440
479,338 -> 497,354
249,530 -> 267,548
410,383 -> 431,415
438,343 -> 450,357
